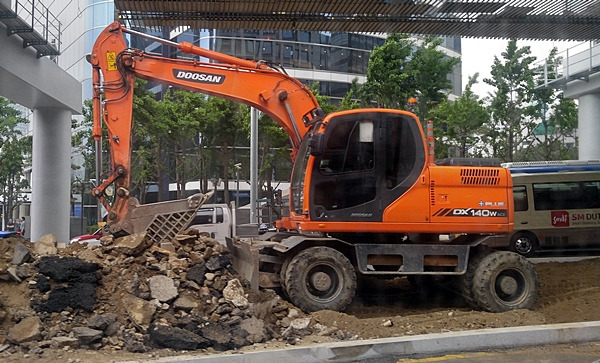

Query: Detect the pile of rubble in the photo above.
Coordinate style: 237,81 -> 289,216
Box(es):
0,231 -> 352,356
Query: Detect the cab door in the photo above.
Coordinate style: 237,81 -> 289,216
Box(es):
309,111 -> 425,223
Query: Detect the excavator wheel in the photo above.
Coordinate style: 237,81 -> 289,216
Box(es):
472,251 -> 539,312
284,246 -> 357,312
279,257 -> 292,298
459,246 -> 490,309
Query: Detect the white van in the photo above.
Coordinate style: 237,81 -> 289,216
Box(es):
188,204 -> 233,244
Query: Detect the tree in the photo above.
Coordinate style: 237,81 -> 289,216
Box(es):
198,97 -> 248,204
337,79 -> 362,111
410,36 -> 460,123
483,40 -> 537,162
361,34 -> 416,109
156,88 -> 206,199
526,48 -> 578,161
431,74 -> 490,158
361,34 -> 459,127
0,97 -> 26,147
0,97 -> 29,226
527,96 -> 578,160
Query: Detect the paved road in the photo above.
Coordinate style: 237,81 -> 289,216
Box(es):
129,322 -> 600,363
394,343 -> 600,363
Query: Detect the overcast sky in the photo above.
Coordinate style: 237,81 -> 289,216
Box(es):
460,38 -> 582,99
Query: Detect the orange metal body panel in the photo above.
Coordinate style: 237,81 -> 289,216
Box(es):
284,163 -> 513,235
382,174 -> 430,224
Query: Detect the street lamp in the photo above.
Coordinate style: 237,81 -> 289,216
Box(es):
234,163 -> 242,207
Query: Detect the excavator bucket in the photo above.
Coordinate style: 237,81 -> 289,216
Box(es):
127,191 -> 213,244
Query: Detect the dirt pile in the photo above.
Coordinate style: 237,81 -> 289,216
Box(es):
0,231 -> 340,356
0,233 -> 599,362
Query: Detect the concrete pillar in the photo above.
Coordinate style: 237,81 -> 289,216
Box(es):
577,93 -> 600,160
31,108 -> 72,242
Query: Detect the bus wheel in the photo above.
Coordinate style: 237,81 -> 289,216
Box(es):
509,232 -> 539,257
285,246 -> 356,312
472,251 -> 539,312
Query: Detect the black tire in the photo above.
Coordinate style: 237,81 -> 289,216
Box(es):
279,257 -> 292,297
459,247 -> 490,309
509,232 -> 539,257
472,251 -> 540,312
285,246 -> 357,312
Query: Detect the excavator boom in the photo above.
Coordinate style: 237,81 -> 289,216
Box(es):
90,22 -> 322,236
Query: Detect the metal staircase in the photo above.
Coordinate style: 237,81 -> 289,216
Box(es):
0,0 -> 60,58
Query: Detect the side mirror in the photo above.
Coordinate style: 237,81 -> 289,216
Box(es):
309,133 -> 324,156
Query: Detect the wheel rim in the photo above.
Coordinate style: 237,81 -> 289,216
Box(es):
514,236 -> 533,254
303,262 -> 342,302
493,268 -> 528,305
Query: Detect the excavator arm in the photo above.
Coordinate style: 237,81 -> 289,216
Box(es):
89,22 -> 323,236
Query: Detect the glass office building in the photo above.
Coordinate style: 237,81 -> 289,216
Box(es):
132,28 -> 462,102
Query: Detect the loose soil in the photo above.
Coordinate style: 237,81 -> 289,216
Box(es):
1,235 -> 599,362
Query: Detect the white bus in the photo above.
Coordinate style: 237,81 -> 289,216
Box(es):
487,160 -> 600,256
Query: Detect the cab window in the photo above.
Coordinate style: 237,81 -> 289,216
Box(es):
191,207 -> 224,224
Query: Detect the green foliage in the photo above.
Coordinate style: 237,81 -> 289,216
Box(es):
431,74 -> 489,158
523,48 -> 578,161
525,95 -> 578,160
198,97 -> 249,203
156,87 -> 207,199
71,99 -> 109,176
411,37 -> 460,123
362,34 -> 415,109
0,97 -> 26,147
309,83 -> 338,114
483,40 -> 537,162
361,34 -> 459,124
337,79 -> 361,111
0,97 -> 29,226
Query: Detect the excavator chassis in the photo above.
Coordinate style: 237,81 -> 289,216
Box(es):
227,233 -> 540,314
227,233 -> 495,290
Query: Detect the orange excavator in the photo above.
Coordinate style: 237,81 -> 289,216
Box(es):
90,22 -> 539,313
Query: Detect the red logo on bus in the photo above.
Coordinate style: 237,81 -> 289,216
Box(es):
551,211 -> 570,227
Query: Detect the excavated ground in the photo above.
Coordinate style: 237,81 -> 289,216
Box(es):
0,234 -> 599,362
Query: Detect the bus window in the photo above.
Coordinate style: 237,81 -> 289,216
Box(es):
583,181 -> 600,208
513,185 -> 528,211
533,182 -> 591,210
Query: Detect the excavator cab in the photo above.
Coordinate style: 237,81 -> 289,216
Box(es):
294,109 -> 425,224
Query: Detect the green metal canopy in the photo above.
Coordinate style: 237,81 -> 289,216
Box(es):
115,0 -> 600,41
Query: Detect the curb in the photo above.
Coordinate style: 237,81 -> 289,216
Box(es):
128,321 -> 600,362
